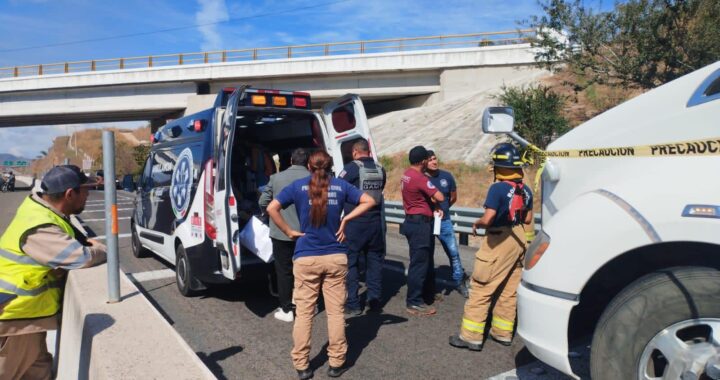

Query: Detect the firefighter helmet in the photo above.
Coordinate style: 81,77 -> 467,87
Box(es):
491,143 -> 523,168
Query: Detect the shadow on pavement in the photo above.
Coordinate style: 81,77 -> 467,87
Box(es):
77,313 -> 115,380
197,345 -> 244,380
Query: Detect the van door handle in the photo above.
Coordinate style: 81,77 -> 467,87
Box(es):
230,214 -> 238,223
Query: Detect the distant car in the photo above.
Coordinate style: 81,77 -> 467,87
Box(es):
122,174 -> 136,192
95,170 -> 104,190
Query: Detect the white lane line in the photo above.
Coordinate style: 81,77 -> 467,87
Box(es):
93,233 -> 132,240
82,208 -> 133,214
81,217 -> 130,222
126,269 -> 175,283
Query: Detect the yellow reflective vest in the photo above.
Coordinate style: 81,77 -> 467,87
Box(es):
0,196 -> 70,320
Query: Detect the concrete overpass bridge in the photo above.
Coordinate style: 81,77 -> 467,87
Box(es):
0,31 -> 545,129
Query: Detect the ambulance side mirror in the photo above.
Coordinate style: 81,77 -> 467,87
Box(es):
482,107 -> 515,134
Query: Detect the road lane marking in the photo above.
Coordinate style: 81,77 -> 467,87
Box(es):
127,269 -> 176,283
93,233 -> 132,240
81,216 -> 130,222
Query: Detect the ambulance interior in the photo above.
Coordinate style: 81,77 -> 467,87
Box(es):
228,110 -> 325,226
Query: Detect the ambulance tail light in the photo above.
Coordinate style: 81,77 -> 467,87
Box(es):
293,96 -> 308,108
203,159 -> 217,240
525,230 -> 551,270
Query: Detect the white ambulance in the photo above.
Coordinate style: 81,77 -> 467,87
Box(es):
483,61 -> 720,379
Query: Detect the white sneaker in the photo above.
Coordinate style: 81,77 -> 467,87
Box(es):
274,308 -> 294,322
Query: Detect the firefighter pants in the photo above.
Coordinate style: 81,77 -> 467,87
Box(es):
291,254 -> 348,370
460,225 -> 527,343
0,332 -> 52,380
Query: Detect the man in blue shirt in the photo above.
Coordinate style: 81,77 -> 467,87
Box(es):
426,150 -> 469,298
338,139 -> 386,316
449,143 -> 533,352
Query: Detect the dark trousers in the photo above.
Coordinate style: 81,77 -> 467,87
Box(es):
400,218 -> 436,307
345,220 -> 385,310
272,238 -> 296,313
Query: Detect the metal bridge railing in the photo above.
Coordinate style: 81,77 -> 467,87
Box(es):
384,200 -> 541,246
0,29 -> 534,79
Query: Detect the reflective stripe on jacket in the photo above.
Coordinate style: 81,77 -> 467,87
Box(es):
0,196 -> 70,320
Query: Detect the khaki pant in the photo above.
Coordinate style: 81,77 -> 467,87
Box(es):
291,254 -> 348,370
460,225 -> 527,342
0,332 -> 52,380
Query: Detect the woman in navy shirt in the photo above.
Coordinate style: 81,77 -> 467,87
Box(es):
267,151 -> 375,379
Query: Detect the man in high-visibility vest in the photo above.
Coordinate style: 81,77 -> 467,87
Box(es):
0,165 -> 106,380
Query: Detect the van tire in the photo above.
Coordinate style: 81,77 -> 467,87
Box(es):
131,222 -> 149,258
175,244 -> 202,297
590,266 -> 720,380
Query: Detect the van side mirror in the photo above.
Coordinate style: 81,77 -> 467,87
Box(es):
482,107 -> 515,134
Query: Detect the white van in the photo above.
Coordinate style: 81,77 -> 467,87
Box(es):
484,62 -> 720,379
131,87 -> 377,296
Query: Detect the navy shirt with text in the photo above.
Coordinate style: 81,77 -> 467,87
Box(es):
276,176 -> 364,259
483,181 -> 533,228
428,170 -> 456,220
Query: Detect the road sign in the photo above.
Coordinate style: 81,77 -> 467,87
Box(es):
1,160 -> 29,167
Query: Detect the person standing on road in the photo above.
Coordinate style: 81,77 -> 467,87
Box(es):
266,151 -> 375,379
259,148 -> 310,323
425,150 -> 469,298
0,165 -> 107,379
449,143 -> 533,351
400,146 -> 445,316
337,139 -> 387,316
7,172 -> 15,192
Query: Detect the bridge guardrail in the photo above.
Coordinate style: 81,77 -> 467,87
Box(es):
0,29 -> 535,79
385,200 -> 541,245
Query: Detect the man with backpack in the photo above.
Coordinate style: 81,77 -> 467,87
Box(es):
338,139 -> 386,316
448,142 -> 533,351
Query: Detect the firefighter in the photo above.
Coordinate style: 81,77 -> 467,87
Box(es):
449,143 -> 533,350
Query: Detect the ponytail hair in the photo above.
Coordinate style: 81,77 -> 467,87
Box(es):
308,151 -> 333,227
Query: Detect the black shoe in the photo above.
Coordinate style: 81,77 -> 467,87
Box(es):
297,368 -> 313,380
406,304 -> 436,316
457,282 -> 469,298
366,299 -> 382,314
448,334 -> 483,351
328,365 -> 348,378
489,333 -> 513,346
344,307 -> 362,318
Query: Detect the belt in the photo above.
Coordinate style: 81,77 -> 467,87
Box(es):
405,214 -> 432,222
487,226 -> 519,235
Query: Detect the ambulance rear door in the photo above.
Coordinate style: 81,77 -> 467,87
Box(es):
214,88 -> 243,280
321,94 -> 378,173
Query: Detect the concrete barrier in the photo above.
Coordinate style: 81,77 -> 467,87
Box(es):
57,265 -> 215,379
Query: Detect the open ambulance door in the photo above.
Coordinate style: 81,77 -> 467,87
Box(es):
321,94 -> 378,173
214,88 -> 244,280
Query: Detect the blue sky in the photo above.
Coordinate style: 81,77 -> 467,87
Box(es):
0,0 -> 553,158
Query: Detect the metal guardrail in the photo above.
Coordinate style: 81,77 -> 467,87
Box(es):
385,201 -> 541,245
0,29 -> 534,79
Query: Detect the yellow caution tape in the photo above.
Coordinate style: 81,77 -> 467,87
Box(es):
542,137 -> 720,159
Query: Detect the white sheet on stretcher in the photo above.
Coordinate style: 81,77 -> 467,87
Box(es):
238,216 -> 274,263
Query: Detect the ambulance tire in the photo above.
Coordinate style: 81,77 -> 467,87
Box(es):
590,266 -> 720,380
130,222 -> 149,258
175,244 -> 203,297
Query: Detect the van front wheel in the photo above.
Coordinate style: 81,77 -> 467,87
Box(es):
590,267 -> 720,380
175,244 -> 203,297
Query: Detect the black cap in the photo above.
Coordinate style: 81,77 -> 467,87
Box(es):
408,145 -> 429,164
41,165 -> 95,194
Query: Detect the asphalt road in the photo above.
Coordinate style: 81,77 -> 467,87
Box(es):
0,188 -> 585,380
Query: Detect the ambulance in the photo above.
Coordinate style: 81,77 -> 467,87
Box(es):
483,62 -> 720,379
131,87 -> 377,296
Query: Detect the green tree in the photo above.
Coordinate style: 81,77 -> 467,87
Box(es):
529,0 -> 720,89
496,84 -> 570,149
132,144 -> 151,175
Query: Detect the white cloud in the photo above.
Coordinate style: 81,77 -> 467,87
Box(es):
196,0 -> 230,51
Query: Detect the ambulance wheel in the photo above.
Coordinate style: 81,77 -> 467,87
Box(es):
590,267 -> 720,380
130,222 -> 148,258
175,244 -> 203,297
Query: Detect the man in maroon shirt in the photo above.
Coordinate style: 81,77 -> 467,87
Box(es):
400,146 -> 445,316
